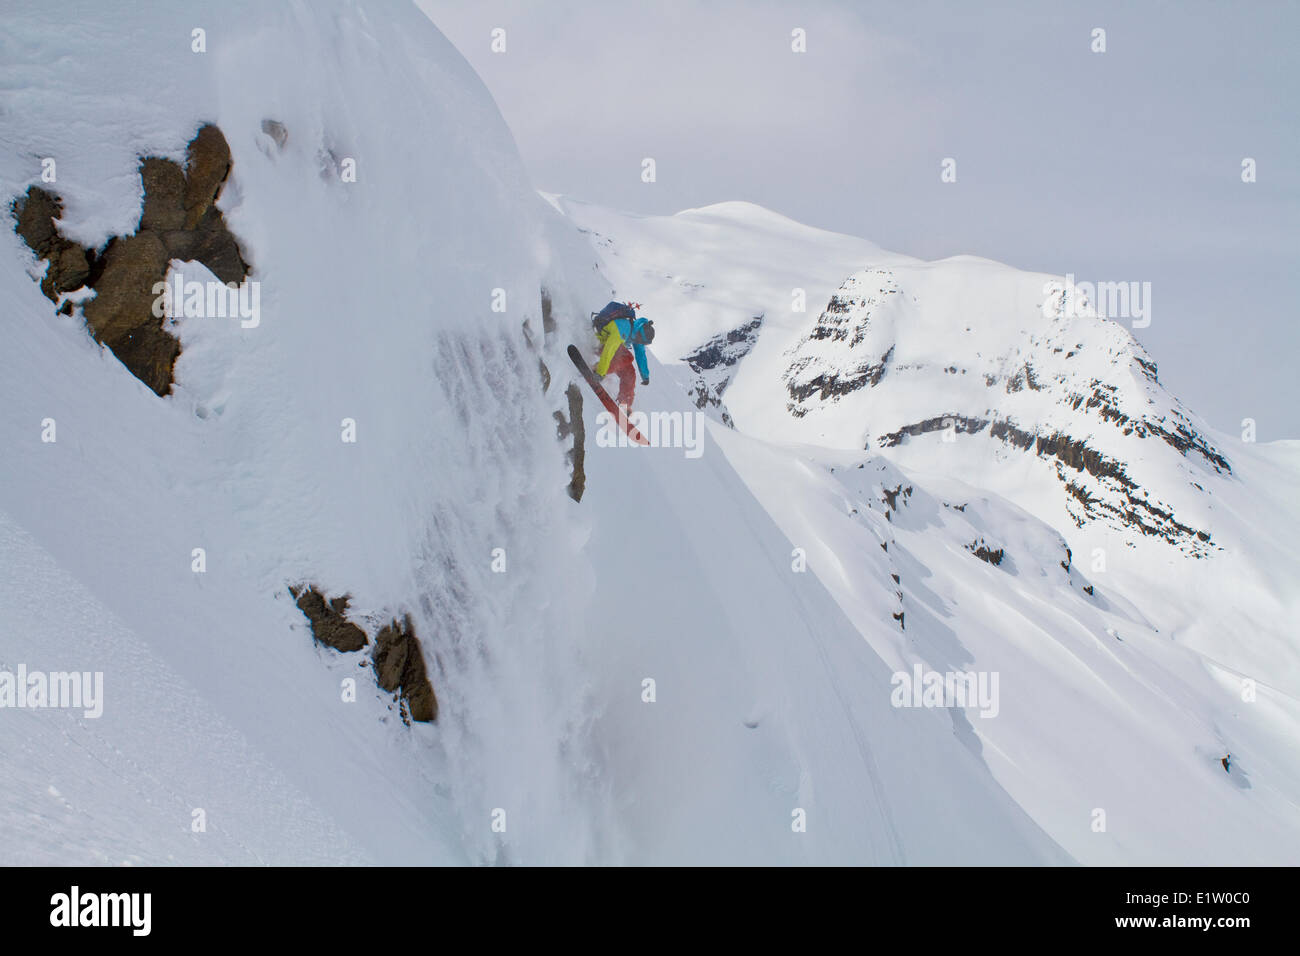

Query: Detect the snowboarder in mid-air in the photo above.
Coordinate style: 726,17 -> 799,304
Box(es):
590,300 -> 654,411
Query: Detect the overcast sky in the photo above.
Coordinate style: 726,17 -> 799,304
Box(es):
419,0 -> 1299,438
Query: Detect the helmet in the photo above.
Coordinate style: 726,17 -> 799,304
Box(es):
636,319 -> 655,344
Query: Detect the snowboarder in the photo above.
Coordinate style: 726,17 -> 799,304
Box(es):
590,300 -> 654,412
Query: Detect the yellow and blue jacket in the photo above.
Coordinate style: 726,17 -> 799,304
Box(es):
595,316 -> 652,382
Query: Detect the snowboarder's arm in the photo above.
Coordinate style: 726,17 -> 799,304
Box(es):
594,325 -> 623,376
633,342 -> 650,384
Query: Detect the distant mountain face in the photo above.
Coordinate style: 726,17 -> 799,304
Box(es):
557,197 -> 1240,560
781,264 -> 1232,556
682,316 -> 762,426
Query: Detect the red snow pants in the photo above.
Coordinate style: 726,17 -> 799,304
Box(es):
604,347 -> 638,409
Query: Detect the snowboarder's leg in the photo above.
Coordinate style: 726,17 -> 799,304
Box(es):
609,347 -> 637,409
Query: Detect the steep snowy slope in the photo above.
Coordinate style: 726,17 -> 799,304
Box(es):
1,0 -> 603,864
709,435 -> 1300,864
0,511 -> 369,865
2,0 -> 1081,865
572,363 -> 1069,865
561,198 -> 1300,863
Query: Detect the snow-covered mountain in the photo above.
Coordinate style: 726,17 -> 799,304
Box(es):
0,0 -> 1103,866
558,196 -> 1300,864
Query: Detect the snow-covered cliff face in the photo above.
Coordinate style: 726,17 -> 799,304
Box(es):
0,0 -> 611,864
3,1 -> 1080,865
562,198 -> 1300,864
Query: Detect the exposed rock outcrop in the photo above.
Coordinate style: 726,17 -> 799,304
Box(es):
554,382 -> 586,502
290,585 -> 438,724
683,316 -> 762,427
372,615 -> 438,724
879,483 -> 913,520
11,123 -> 249,395
289,585 -> 368,652
878,415 -> 989,447
12,187 -> 90,300
82,231 -> 180,394
967,539 -> 1005,566
534,286 -> 585,501
540,286 -> 556,336
783,269 -> 901,414
877,412 -> 1217,555
786,343 -> 891,409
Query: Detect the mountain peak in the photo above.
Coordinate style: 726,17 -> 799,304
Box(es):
780,261 -> 1230,554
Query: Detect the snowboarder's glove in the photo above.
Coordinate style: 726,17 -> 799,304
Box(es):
641,377 -> 650,386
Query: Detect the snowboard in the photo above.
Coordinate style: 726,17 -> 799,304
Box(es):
567,344 -> 649,446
